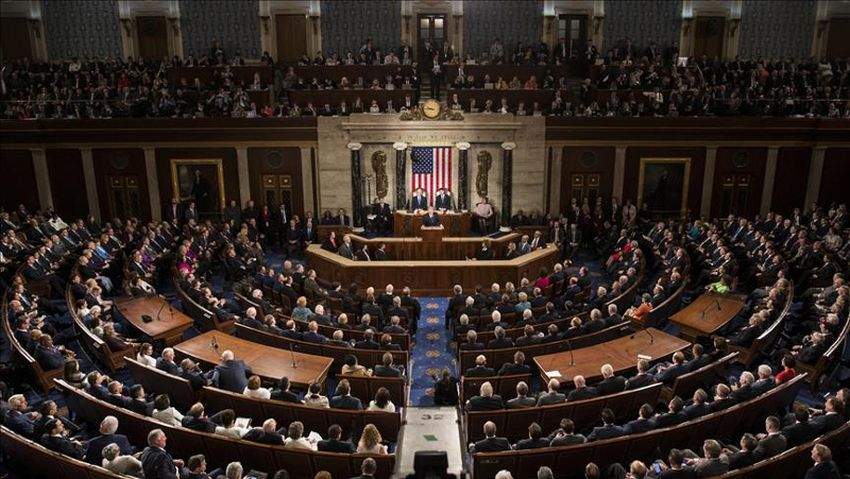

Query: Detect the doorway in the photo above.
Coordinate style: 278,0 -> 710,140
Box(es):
136,16 -> 168,61
558,14 -> 588,59
0,18 -> 33,60
694,16 -> 726,59
417,14 -> 446,68
275,14 -> 307,63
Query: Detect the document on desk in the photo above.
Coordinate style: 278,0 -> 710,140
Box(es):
545,370 -> 562,378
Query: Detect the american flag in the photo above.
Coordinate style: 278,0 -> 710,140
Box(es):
411,146 -> 452,200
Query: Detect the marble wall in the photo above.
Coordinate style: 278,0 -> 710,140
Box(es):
316,114 -> 546,218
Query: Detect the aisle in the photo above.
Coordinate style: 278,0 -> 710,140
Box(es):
408,297 -> 457,406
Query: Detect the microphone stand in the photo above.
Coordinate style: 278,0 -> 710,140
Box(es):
629,318 -> 654,344
565,337 -> 575,366
289,342 -> 298,368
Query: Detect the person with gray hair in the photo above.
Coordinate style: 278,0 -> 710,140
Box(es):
84,415 -> 135,466
140,428 -> 187,479
537,466 -> 555,479
225,461 -> 244,479
102,442 -> 144,478
495,471 -> 514,479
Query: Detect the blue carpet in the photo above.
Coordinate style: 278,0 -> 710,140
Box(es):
409,297 -> 455,406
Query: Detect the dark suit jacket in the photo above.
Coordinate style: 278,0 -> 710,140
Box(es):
141,446 -> 179,479
587,424 -> 625,441
812,412 -> 844,433
626,373 -> 656,390
467,395 -> 504,411
506,396 -> 537,408
623,417 -> 655,434
465,366 -> 496,377
374,365 -> 403,378
4,410 -> 37,437
85,433 -> 135,465
805,461 -> 842,479
422,213 -> 441,227
329,395 -> 362,410
317,438 -> 356,453
596,376 -> 627,396
242,428 -> 284,444
41,434 -> 85,459
471,436 -> 512,453
213,360 -> 252,393
156,358 -> 181,376
567,387 -> 598,402
498,363 -> 531,376
514,437 -> 550,450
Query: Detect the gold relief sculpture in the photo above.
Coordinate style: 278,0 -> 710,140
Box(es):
371,150 -> 389,200
476,150 -> 493,198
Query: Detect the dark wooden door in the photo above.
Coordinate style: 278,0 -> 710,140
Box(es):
417,14 -> 446,67
826,19 -> 850,59
558,14 -> 588,58
0,17 -> 33,60
694,17 -> 725,59
276,14 -> 307,63
136,16 -> 168,61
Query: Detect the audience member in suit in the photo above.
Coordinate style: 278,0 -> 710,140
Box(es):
587,409 -> 625,441
811,397 -> 845,433
730,371 -> 757,403
655,397 -> 687,428
659,449 -> 697,479
549,418 -> 587,447
329,379 -> 363,410
506,381 -> 537,409
566,375 -> 598,402
781,405 -> 818,448
596,363 -> 627,396
654,351 -> 690,385
709,384 -> 736,413
179,359 -> 209,391
753,416 -> 787,459
181,403 -> 218,433
465,355 -> 496,377
624,403 -> 656,434
467,381 -> 504,411
498,351 -> 531,376
683,389 -> 711,420
374,352 -> 404,378
537,378 -> 567,406
140,429 -> 188,479
270,377 -> 302,403
433,369 -> 459,406
750,364 -> 776,396
40,418 -> 85,460
683,440 -> 729,477
128,384 -> 153,416
722,433 -> 758,470
156,349 -> 181,376
626,359 -> 657,390
4,394 -> 38,438
242,418 -> 285,445
488,327 -> 514,349
211,350 -> 252,393
514,422 -> 550,450
805,443 -> 842,479
317,424 -> 356,453
468,421 -> 512,453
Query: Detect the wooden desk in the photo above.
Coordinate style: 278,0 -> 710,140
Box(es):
348,232 -> 520,261
175,331 -> 333,388
114,296 -> 194,346
669,292 -> 746,341
394,211 -> 471,237
306,243 -> 559,296
533,328 -> 690,386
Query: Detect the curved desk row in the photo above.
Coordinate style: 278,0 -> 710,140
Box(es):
306,243 -> 559,296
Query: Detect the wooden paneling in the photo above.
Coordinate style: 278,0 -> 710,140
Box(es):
155,148 -> 239,217
772,148 -> 810,215
248,147 -> 304,214
623,147 -> 706,217
46,149 -> 88,219
276,14 -> 307,63
0,17 -> 33,60
826,18 -> 850,59
136,16 -> 168,61
559,147 -> 615,211
710,147 -> 767,218
91,148 -> 151,220
819,148 -> 850,207
0,150 -> 38,212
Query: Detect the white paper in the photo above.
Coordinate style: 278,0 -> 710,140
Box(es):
545,370 -> 562,378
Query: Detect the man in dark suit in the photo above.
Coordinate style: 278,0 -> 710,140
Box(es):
811,397 -> 845,433
421,206 -> 441,227
410,188 -> 428,211
242,418 -> 285,444
373,243 -> 389,261
465,355 -> 496,377
141,429 -> 186,479
181,404 -> 217,433
156,349 -> 181,376
654,352 -> 690,385
460,330 -> 485,350
164,198 -> 182,223
655,397 -> 687,428
270,377 -> 302,403
467,382 -> 503,411
211,350 -> 252,393
40,418 -> 85,459
488,327 -> 515,350
434,188 -> 454,211
468,421 -> 512,453
317,424 -> 355,453
337,235 -> 355,259
683,389 -> 711,420
724,434 -> 759,470
805,443 -> 842,479
374,352 -> 404,378
183,201 -> 199,222
623,404 -> 656,434
355,244 -> 372,261
499,351 -> 531,376
4,394 -> 38,438
537,378 -> 567,406
754,416 -> 787,459
626,359 -> 657,390
566,375 -> 598,402
514,422 -> 550,450
506,381 -> 537,408
596,363 -> 627,396
782,406 -> 818,447
586,409 -> 625,441
329,380 -> 362,410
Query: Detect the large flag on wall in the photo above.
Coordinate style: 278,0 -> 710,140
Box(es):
411,146 -> 452,200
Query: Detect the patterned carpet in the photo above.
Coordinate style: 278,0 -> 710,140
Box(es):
409,297 -> 456,406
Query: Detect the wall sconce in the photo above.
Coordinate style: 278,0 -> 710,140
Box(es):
593,16 -> 604,34
260,15 -> 270,34
121,18 -> 134,36
817,19 -> 829,38
728,18 -> 740,37
28,19 -> 41,38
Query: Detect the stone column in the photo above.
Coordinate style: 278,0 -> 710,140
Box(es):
30,148 -> 53,211
549,146 -> 563,214
236,147 -> 251,207
500,142 -> 516,230
804,147 -> 826,211
143,147 -> 161,221
80,147 -> 101,220
393,142 -> 408,210
760,147 -> 779,216
300,147 -> 315,215
612,145 -> 627,202
348,142 -> 364,230
456,142 -> 471,210
700,146 -> 718,218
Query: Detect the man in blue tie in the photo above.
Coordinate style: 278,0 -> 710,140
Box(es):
411,188 -> 428,212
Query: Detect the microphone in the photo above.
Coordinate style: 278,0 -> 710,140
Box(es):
289,342 -> 298,369
211,334 -> 219,350
155,298 -> 167,321
564,337 -> 575,366
715,298 -> 722,311
629,318 -> 654,344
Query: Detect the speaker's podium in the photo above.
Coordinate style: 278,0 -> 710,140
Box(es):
420,225 -> 445,243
